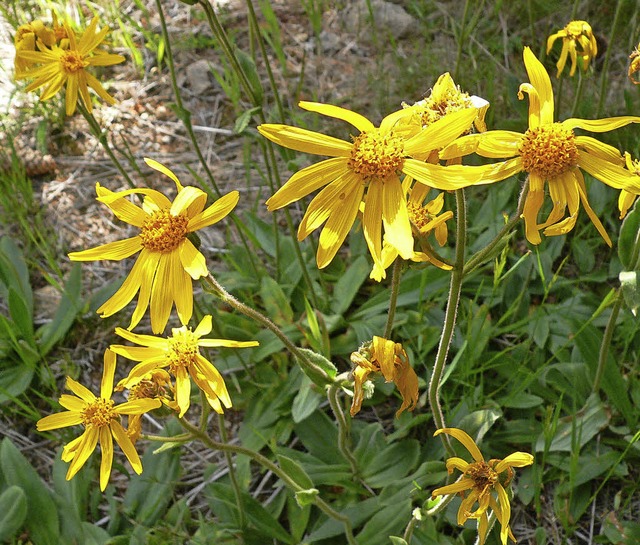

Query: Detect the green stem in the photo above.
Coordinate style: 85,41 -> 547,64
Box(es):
383,258 -> 404,339
77,103 -> 137,189
155,0 -> 260,278
327,383 -> 361,481
453,0 -> 471,81
463,177 -> 529,276
596,0 -> 624,116
593,289 -> 622,394
428,189 -> 467,457
218,413 -> 246,528
179,418 -> 358,544
202,273 -> 330,383
570,70 -> 585,118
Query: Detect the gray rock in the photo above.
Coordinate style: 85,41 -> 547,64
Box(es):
342,0 -> 417,41
185,59 -> 218,95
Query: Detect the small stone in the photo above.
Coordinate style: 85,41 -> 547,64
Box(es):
342,0 -> 417,41
185,59 -> 219,95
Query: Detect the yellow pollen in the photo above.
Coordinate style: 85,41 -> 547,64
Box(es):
81,398 -> 116,428
60,50 -> 88,73
465,461 -> 498,493
518,123 -> 578,178
407,202 -> 436,231
348,129 -> 405,180
168,330 -> 200,373
140,209 -> 189,252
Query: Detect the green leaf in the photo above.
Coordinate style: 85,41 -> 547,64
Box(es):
287,491 -> 311,541
295,347 -> 337,388
0,236 -> 33,312
0,485 -> 27,541
37,263 -> 82,355
618,203 -> 640,269
276,454 -> 315,489
331,255 -> 370,315
619,271 -> 640,316
390,537 -> 409,545
293,409 -> 341,463
235,48 -> 263,104
259,276 -> 293,325
291,374 -> 323,423
234,107 -> 261,134
0,364 -> 34,403
0,438 -> 60,545
356,498 -> 411,543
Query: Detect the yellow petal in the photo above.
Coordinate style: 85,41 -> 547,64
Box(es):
575,136 -> 624,164
434,428 -> 484,462
66,376 -> 96,403
445,456 -> 471,473
37,411 -> 84,431
149,254 -> 173,334
562,116 -> 640,132
99,426 -> 113,491
188,190 -> 239,230
265,158 -> 347,211
523,46 -> 554,125
362,181 -> 384,268
298,101 -> 375,132
171,185 -> 207,217
179,238 -> 207,279
382,176 -> 413,260
58,394 -> 86,412
97,253 -> 145,319
115,326 -> 168,348
258,124 -> 352,157
431,476 -> 475,498
116,398 -> 162,414
175,366 -> 192,417
493,452 -> 535,473
350,365 -> 371,416
473,130 -> 523,159
68,236 -> 142,262
578,151 -> 640,191
404,108 -> 478,156
194,315 -> 213,337
100,348 -> 116,399
110,420 -> 143,474
574,169 -> 612,246
174,267 -> 194,326
66,428 -> 99,481
129,250 -> 161,330
401,160 -> 488,190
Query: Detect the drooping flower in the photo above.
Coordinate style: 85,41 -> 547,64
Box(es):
349,336 -> 418,417
69,158 -> 239,334
370,178 -> 453,281
546,20 -> 598,77
431,428 -> 534,545
258,101 -> 496,271
111,315 -> 258,417
13,20 -> 56,76
629,43 -> 640,85
441,47 -> 640,246
15,16 -> 125,115
36,349 -> 161,491
619,152 -> 640,218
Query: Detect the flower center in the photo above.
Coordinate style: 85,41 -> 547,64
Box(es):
407,202 -> 436,231
60,50 -> 88,73
82,398 -> 116,428
465,461 -> 498,494
140,209 -> 189,252
168,330 -> 199,373
518,123 -> 578,178
348,129 -> 405,180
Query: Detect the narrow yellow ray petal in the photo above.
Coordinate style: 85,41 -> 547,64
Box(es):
110,420 -> 143,474
258,124 -> 352,157
562,116 -> 640,132
298,101 -> 375,132
435,428 -> 485,462
523,46 -> 554,125
66,428 -> 99,481
37,411 -> 84,431
188,190 -> 239,230
68,236 -> 142,262
99,426 -> 113,491
578,151 -> 640,191
100,348 -> 116,399
382,176 -> 413,259
66,376 -> 96,403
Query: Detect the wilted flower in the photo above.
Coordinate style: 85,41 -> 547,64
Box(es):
547,20 -> 597,77
431,427 -> 534,545
629,43 -> 640,85
349,336 -> 418,417
36,349 -> 161,490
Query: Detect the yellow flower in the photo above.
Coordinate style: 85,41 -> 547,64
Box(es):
629,43 -> 640,85
441,47 -> 640,246
431,428 -> 534,545
401,72 -> 490,133
258,101 -> 495,270
15,16 -> 125,115
349,336 -> 418,417
370,178 -> 453,281
69,158 -> 239,334
619,152 -> 640,219
14,20 -> 56,76
36,349 -> 161,491
546,20 -> 598,77
111,315 -> 258,417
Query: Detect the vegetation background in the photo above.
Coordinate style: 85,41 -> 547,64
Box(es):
0,0 -> 639,544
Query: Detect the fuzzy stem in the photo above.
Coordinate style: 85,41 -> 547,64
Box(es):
383,258 -> 404,339
327,383 -> 361,481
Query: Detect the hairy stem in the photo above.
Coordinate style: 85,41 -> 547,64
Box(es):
383,258 -> 404,339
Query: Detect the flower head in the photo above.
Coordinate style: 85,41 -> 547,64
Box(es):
441,47 -> 640,245
547,20 -> 598,77
258,101 -> 495,272
69,158 -> 239,333
15,16 -> 125,115
14,20 -> 56,76
629,44 -> 640,85
36,349 -> 161,490
431,428 -> 534,545
111,315 -> 258,417
349,336 -> 418,417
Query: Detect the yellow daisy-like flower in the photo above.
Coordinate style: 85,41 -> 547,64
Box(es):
546,20 -> 598,77
441,47 -> 640,246
370,178 -> 453,281
619,152 -> 640,219
431,428 -> 534,545
258,101 -> 494,270
69,158 -> 239,334
349,336 -> 418,417
402,72 -> 490,134
36,349 -> 161,491
15,16 -> 125,115
111,315 -> 258,417
629,43 -> 640,85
